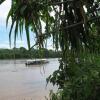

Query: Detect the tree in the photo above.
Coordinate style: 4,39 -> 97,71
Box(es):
1,0 -> 100,100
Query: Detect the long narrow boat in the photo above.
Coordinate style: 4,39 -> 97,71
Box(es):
25,59 -> 49,65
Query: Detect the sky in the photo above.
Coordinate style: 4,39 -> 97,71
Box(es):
0,0 -> 53,49
0,0 -> 28,49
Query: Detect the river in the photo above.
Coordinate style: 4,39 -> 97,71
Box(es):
0,58 -> 59,100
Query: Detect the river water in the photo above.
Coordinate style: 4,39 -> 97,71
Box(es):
0,58 -> 59,100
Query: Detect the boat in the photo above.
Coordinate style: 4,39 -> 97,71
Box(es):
25,59 -> 49,65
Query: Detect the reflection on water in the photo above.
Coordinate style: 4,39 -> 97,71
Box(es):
0,59 -> 59,100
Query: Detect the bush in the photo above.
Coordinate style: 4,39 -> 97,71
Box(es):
47,53 -> 100,100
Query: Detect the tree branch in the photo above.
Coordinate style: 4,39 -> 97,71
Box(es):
61,16 -> 100,29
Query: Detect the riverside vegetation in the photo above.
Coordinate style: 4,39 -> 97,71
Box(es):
0,0 -> 100,100
0,47 -> 61,59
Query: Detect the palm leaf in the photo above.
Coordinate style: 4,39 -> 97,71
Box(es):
25,22 -> 30,49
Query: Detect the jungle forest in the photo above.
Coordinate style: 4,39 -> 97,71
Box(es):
0,0 -> 100,100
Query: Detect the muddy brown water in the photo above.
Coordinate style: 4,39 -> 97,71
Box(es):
0,58 -> 59,100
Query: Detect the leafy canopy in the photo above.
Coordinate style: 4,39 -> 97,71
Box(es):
0,0 -> 100,100
4,0 -> 100,51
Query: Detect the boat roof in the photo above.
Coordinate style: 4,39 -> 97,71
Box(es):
26,59 -> 47,62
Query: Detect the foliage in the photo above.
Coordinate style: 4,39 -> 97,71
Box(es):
5,0 -> 100,51
0,47 -> 61,59
0,0 -> 100,100
6,0 -> 53,49
0,0 -> 5,4
47,52 -> 100,100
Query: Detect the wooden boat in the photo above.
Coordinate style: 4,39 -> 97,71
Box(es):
25,59 -> 49,65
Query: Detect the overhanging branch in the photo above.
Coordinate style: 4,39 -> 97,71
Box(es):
61,16 -> 100,29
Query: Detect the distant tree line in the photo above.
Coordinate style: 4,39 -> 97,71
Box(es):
0,47 -> 61,59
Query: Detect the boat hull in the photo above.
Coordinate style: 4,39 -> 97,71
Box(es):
25,59 -> 49,65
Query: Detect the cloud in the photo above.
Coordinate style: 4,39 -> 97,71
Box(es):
0,40 -> 27,49
0,0 -> 11,26
0,0 -> 11,18
0,41 -> 9,48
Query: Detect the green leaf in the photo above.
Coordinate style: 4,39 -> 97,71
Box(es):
25,23 -> 30,49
